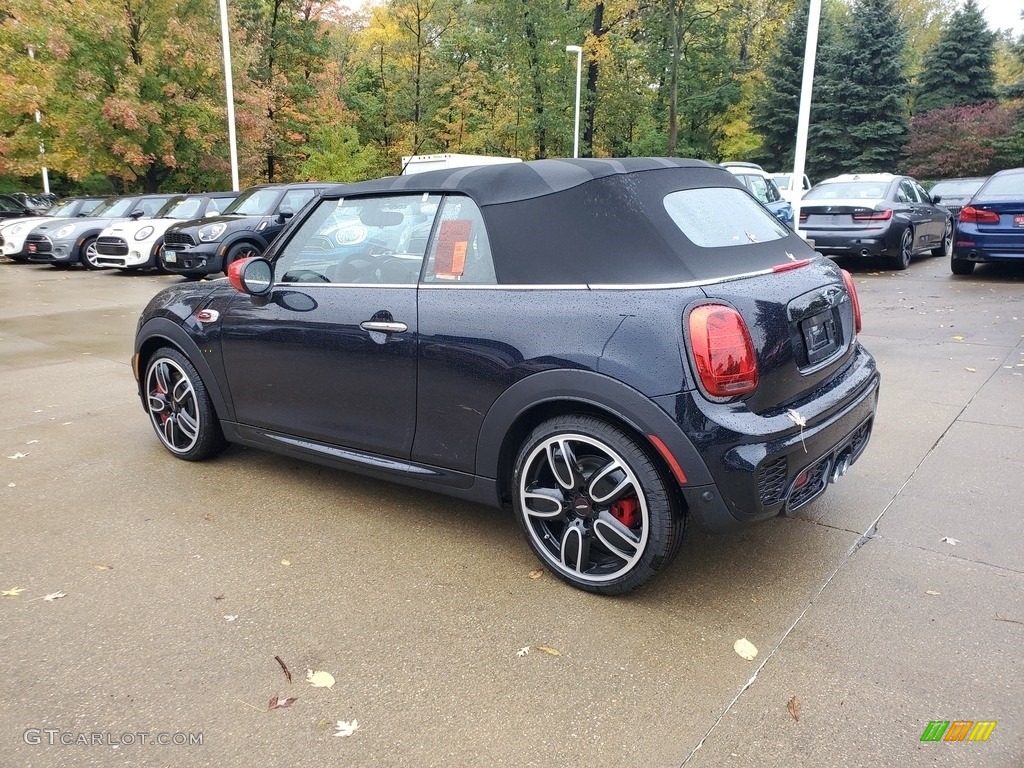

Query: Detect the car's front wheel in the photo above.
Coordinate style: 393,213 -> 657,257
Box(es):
144,347 -> 226,461
512,415 -> 685,594
79,237 -> 104,270
225,242 -> 262,274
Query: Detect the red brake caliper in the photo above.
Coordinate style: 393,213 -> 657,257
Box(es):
610,497 -> 640,528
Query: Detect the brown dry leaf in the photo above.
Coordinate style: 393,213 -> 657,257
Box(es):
275,655 -> 293,683
202,513 -> 213,522
94,563 -> 113,571
212,594 -> 226,601
787,695 -> 801,722
535,645 -> 561,656
268,694 -> 297,710
528,568 -> 544,580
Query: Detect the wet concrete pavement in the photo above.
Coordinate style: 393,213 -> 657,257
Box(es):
0,255 -> 1021,767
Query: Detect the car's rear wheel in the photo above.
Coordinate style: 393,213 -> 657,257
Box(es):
79,237 -> 104,270
951,255 -> 975,276
889,228 -> 913,270
144,347 -> 226,461
512,415 -> 684,594
932,220 -> 953,257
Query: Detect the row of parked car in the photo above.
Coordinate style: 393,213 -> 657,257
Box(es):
0,182 -> 330,280
721,163 -> 1023,275
2,166 -> 1021,280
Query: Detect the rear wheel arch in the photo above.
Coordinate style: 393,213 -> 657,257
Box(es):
475,370 -> 712,506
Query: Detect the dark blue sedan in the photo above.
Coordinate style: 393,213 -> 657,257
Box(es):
952,167 -> 1024,275
133,158 -> 879,594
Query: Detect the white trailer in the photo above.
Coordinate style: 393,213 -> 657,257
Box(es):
400,153 -> 522,175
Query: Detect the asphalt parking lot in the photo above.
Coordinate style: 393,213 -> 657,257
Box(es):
1,254 -> 1021,767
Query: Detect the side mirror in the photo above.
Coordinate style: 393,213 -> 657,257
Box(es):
277,211 -> 294,224
129,210 -> 145,220
205,210 -> 219,218
228,257 -> 273,302
931,195 -> 941,204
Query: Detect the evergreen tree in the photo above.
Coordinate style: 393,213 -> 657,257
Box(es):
914,0 -> 997,113
750,0 -> 809,169
810,0 -> 909,175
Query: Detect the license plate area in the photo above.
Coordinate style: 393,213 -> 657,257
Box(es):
1013,214 -> 1024,228
164,250 -> 177,263
801,310 -> 839,365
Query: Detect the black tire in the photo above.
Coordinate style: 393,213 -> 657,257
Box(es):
224,242 -> 262,274
512,415 -> 685,595
79,236 -> 104,270
144,347 -> 227,461
951,256 -> 975,276
931,219 -> 952,257
181,272 -> 204,281
888,227 -> 913,270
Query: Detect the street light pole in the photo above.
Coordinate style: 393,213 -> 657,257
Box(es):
565,45 -> 582,159
792,0 -> 822,239
26,45 -> 49,195
218,0 -> 240,191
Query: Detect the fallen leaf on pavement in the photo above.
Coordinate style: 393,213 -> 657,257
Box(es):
212,594 -> 225,601
924,590 -> 941,596
275,655 -> 293,683
334,719 -> 361,737
6,452 -> 28,460
268,695 -> 297,710
2,587 -> 25,597
281,559 -> 291,566
941,537 -> 959,545
42,591 -> 66,602
94,563 -> 113,570
528,568 -> 544,580
535,645 -> 561,656
224,614 -> 238,622
516,646 -> 530,657
306,669 -> 335,689
787,695 -> 801,722
964,367 -> 976,372
734,638 -> 758,661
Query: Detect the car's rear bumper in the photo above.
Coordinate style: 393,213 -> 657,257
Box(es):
804,228 -> 896,257
656,344 -> 880,533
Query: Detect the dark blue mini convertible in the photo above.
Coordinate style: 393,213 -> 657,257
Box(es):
133,158 -> 880,594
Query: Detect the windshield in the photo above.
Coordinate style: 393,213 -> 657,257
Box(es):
88,198 -> 136,217
160,196 -> 208,219
664,187 -> 788,248
224,187 -> 283,216
977,174 -> 1023,200
804,182 -> 888,201
48,200 -> 88,217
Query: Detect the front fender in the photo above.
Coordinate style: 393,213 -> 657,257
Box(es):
474,368 -> 713,487
134,316 -> 233,423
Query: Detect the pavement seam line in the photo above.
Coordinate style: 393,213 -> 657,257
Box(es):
678,354 -> 1003,765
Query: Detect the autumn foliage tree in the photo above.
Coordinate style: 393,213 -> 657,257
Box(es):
902,101 -> 1018,177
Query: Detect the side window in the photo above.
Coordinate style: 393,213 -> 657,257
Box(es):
281,190 -> 315,215
913,181 -> 931,203
275,194 -> 440,285
746,176 -> 771,205
897,180 -> 918,203
422,196 -> 496,284
763,179 -> 782,203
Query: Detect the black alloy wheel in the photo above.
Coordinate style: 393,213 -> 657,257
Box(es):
932,220 -> 953,257
80,237 -> 104,270
512,415 -> 685,594
225,242 -> 262,274
144,347 -> 226,461
890,228 -> 913,270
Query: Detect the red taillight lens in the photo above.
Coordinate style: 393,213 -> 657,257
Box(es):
959,206 -> 999,224
841,269 -> 862,334
851,209 -> 893,221
688,304 -> 758,398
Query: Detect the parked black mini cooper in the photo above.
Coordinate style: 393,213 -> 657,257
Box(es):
134,158 -> 879,594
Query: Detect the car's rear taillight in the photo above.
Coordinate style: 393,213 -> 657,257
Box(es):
841,269 -> 862,334
959,206 -> 999,224
688,304 -> 758,397
851,209 -> 893,221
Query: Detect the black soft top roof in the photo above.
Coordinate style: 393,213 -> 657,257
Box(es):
324,158 -> 815,284
323,158 -> 722,206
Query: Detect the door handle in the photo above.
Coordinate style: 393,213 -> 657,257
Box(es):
360,320 -> 407,333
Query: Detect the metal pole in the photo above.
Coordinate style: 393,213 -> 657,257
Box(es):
27,45 -> 49,194
219,0 -> 241,191
792,0 -> 821,238
566,45 -> 582,159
